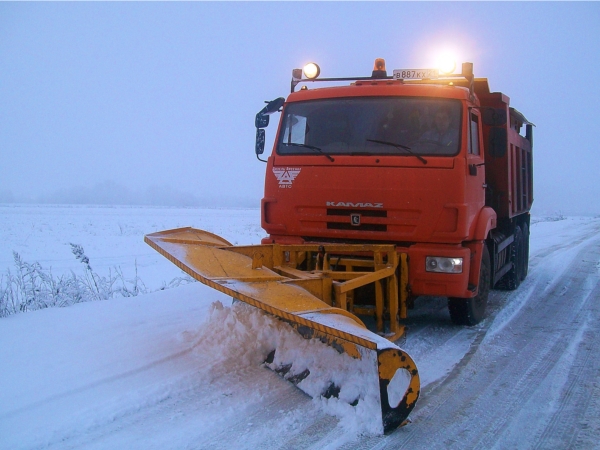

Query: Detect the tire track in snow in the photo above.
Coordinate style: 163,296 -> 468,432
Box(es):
375,225 -> 600,449
455,235 -> 599,448
533,280 -> 600,449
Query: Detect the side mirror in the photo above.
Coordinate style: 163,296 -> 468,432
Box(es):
255,129 -> 266,155
255,97 -> 284,161
489,127 -> 507,158
482,108 -> 507,126
255,112 -> 269,129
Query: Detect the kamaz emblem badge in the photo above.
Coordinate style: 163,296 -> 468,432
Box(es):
273,167 -> 301,188
351,213 -> 361,226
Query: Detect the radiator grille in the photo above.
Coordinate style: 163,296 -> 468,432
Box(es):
327,209 -> 387,218
326,209 -> 387,232
327,222 -> 387,232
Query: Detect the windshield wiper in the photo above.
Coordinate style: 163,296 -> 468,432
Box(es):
283,143 -> 335,162
366,139 -> 427,165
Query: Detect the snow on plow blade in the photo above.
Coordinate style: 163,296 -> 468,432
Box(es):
145,227 -> 420,433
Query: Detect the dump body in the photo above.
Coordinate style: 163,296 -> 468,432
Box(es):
475,82 -> 534,219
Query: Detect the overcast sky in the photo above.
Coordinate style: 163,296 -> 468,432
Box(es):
1,2 -> 599,214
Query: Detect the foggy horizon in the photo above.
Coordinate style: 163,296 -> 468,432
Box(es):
1,2 -> 599,215
0,180 -> 257,208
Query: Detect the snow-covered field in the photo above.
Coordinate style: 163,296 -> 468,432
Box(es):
1,205 -> 599,449
0,204 -> 264,292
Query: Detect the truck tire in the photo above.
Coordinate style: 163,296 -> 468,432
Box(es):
497,226 -> 523,290
448,244 -> 490,326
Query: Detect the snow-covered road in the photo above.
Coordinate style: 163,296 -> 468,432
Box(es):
382,216 -> 600,449
1,206 -> 599,449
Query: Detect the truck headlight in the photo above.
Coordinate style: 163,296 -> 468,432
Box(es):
425,256 -> 463,273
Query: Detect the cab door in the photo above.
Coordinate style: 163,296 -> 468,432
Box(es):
465,110 -> 486,210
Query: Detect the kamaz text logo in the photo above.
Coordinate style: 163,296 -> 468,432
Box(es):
273,167 -> 301,188
326,202 -> 384,208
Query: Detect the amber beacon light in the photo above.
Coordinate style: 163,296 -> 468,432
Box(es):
371,58 -> 387,78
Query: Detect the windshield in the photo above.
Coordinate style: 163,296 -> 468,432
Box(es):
277,97 -> 462,157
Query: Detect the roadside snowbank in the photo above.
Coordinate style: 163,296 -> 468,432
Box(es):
1,284 -> 388,450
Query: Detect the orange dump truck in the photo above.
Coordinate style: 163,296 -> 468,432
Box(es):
146,59 -> 533,433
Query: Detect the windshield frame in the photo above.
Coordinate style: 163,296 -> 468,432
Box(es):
276,96 -> 464,158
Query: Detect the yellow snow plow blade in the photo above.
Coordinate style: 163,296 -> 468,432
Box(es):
145,227 -> 419,433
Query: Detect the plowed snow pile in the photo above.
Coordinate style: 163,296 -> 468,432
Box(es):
190,300 -> 384,435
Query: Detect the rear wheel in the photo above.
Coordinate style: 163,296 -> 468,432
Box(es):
448,244 -> 491,326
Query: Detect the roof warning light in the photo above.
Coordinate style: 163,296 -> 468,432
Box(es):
372,58 -> 387,78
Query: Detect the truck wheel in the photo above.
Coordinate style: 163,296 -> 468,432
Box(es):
497,226 -> 523,290
448,244 -> 490,326
521,223 -> 529,281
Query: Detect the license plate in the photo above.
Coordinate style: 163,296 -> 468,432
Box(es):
393,68 -> 439,80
